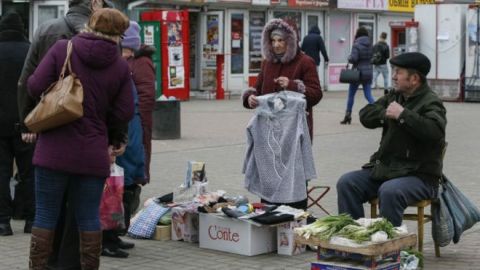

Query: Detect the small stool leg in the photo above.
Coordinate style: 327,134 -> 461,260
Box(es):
417,206 -> 425,252
371,202 -> 378,218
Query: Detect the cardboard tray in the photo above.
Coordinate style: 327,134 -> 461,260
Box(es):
295,233 -> 417,256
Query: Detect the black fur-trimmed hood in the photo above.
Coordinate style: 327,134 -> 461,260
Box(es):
262,19 -> 298,64
135,44 -> 155,59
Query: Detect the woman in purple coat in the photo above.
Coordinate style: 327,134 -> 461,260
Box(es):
26,8 -> 133,269
340,27 -> 375,125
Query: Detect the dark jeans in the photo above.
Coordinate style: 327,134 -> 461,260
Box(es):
34,166 -> 105,231
336,169 -> 436,226
0,135 -> 35,223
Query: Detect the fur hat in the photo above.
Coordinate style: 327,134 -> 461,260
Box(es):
262,19 -> 298,64
389,52 -> 431,76
0,12 -> 24,33
87,8 -> 129,36
121,21 -> 141,50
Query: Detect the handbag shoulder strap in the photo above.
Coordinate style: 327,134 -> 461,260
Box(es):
60,40 -> 74,79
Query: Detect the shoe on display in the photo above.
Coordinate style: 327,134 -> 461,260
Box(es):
0,223 -> 13,236
101,247 -> 129,258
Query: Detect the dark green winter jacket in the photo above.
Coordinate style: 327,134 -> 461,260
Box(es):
359,83 -> 446,186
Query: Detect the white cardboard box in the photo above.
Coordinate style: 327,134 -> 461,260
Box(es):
199,213 -> 277,256
277,219 -> 306,255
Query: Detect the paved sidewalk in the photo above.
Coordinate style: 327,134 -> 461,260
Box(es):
1,91 -> 479,270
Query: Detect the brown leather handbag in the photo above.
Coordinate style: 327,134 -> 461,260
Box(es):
25,40 -> 83,133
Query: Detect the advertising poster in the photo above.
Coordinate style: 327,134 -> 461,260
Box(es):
143,25 -> 155,46
168,22 -> 182,47
202,69 -> 217,89
168,46 -> 184,66
168,66 -> 185,88
204,15 -> 220,67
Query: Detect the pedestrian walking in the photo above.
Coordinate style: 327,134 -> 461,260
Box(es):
301,25 -> 329,67
371,32 -> 390,90
340,27 -> 374,125
0,11 -> 34,236
26,8 -> 133,270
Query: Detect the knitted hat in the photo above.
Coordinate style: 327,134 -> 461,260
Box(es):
270,29 -> 285,39
389,52 -> 431,76
87,8 -> 129,36
0,12 -> 24,33
121,21 -> 141,50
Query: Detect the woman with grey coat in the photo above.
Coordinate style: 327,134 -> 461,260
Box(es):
341,27 -> 375,124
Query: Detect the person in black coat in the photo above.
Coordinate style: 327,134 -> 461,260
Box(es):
0,12 -> 34,237
301,25 -> 329,66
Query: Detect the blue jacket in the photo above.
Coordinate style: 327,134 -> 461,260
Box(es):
116,81 -> 146,186
301,25 -> 329,66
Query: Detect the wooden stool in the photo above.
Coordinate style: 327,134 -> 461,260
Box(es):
307,186 -> 330,215
369,198 -> 440,257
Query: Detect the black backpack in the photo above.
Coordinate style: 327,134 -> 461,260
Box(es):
371,43 -> 385,65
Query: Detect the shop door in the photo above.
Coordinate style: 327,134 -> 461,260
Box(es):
200,11 -> 223,91
225,10 -> 249,93
305,12 -> 326,90
32,0 -> 67,38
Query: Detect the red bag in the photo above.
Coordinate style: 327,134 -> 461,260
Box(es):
100,164 -> 125,230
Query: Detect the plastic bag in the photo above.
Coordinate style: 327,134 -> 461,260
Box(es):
99,164 -> 125,230
441,175 -> 480,243
431,190 -> 454,247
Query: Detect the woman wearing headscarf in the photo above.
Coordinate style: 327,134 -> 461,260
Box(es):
242,19 -> 322,210
242,18 -> 322,140
340,27 -> 375,125
26,8 -> 133,269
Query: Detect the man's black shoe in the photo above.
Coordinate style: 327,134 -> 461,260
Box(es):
101,247 -> 129,258
0,223 -> 13,236
117,238 -> 135,250
24,220 -> 34,233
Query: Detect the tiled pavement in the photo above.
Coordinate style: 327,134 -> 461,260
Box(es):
1,91 -> 479,270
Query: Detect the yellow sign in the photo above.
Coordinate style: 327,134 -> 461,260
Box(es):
388,0 -> 436,12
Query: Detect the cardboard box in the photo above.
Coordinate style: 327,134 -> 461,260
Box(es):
199,213 -> 277,256
153,225 -> 171,241
317,248 -> 400,268
311,259 -> 400,270
277,219 -> 306,255
171,207 -> 199,243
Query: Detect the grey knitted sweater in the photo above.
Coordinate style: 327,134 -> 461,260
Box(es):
243,91 -> 317,203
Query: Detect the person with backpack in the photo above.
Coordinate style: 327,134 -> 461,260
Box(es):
371,32 -> 390,91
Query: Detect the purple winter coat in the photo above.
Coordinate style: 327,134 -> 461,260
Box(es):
348,36 -> 373,84
27,33 -> 134,177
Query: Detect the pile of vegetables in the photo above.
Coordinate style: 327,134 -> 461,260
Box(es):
294,214 -> 397,243
294,214 -> 357,240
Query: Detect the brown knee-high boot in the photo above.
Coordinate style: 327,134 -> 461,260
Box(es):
29,227 -> 55,270
79,231 -> 102,270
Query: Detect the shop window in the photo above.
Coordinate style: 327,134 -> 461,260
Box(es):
231,13 -> 244,74
249,12 -> 265,74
